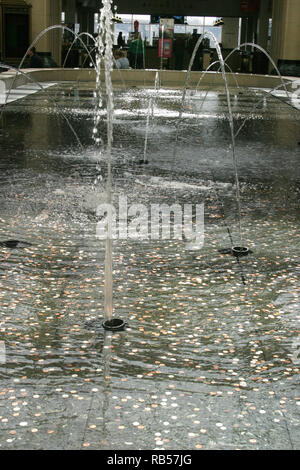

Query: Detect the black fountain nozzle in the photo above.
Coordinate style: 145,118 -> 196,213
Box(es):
102,318 -> 127,331
138,159 -> 149,165
0,240 -> 32,248
232,246 -> 250,258
218,246 -> 252,257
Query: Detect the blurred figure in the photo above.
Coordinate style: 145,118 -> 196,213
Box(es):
117,32 -> 125,48
28,47 -> 43,68
114,49 -> 130,69
188,30 -> 203,71
129,34 -> 144,69
173,36 -> 185,70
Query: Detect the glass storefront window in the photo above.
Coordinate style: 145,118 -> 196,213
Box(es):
111,15 -> 222,48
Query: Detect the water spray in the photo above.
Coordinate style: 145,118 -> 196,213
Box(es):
96,0 -> 126,332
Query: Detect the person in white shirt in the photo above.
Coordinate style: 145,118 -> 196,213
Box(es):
114,50 -> 130,69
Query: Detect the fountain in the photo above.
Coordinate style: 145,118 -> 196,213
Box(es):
0,10 -> 296,273
93,0 -> 126,332
139,71 -> 160,165
0,16 -> 295,291
172,32 -> 250,258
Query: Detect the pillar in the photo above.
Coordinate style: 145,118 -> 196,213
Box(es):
0,6 -> 3,60
257,0 -> 269,50
247,16 -> 255,44
221,18 -> 240,49
240,17 -> 249,48
30,0 -> 62,65
270,0 -> 300,68
87,8 -> 96,38
62,0 -> 76,24
77,7 -> 88,33
240,15 -> 258,50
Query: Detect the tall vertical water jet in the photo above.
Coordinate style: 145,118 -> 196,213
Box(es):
159,25 -> 165,87
94,0 -> 126,331
173,31 -> 248,253
213,37 -> 243,248
139,71 -> 159,164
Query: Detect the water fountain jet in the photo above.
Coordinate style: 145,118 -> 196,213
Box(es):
172,31 -> 248,255
0,63 -> 83,148
94,0 -> 127,332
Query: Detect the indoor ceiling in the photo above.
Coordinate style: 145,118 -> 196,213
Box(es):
74,0 -> 267,17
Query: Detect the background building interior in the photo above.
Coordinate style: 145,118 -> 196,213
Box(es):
0,0 -> 300,77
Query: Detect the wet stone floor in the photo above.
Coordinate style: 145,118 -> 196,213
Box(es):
0,82 -> 299,449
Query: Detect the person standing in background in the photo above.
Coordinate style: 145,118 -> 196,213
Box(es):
117,32 -> 125,48
173,36 -> 186,70
129,34 -> 144,69
188,30 -> 203,71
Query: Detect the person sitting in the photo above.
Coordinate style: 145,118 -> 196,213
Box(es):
28,47 -> 44,68
114,50 -> 130,69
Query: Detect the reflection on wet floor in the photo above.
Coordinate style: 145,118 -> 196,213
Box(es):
0,83 -> 299,449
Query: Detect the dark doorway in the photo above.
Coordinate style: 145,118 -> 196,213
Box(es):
5,13 -> 29,58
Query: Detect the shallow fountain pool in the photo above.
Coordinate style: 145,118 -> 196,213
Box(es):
0,82 -> 299,450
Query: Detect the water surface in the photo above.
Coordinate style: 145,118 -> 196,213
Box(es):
0,82 -> 299,449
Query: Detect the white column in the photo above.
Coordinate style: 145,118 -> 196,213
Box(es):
62,0 -> 76,24
257,0 -> 269,50
270,0 -> 300,65
30,0 -> 62,65
221,18 -> 240,49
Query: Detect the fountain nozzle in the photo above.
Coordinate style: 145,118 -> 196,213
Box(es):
102,318 -> 127,331
232,246 -> 250,258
